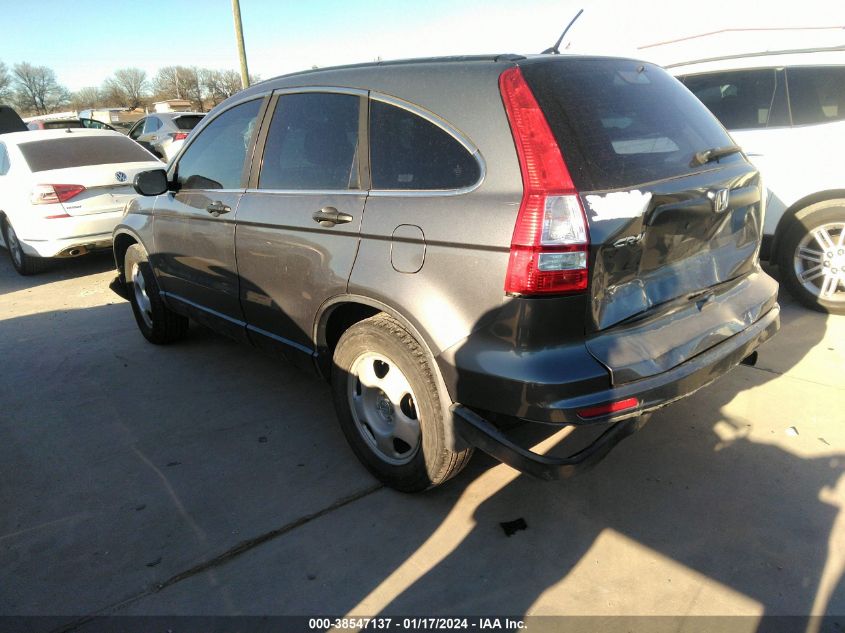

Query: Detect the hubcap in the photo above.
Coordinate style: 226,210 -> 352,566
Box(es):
793,222 -> 845,303
347,352 -> 421,465
6,224 -> 23,268
131,262 -> 154,328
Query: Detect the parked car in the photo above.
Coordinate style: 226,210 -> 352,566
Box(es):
27,119 -> 85,130
127,112 -> 205,161
112,54 -> 779,491
671,49 -> 845,314
27,118 -> 117,131
0,129 -> 162,275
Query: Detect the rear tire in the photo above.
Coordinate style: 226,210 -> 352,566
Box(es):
331,313 -> 473,492
2,218 -> 50,276
124,244 -> 189,343
778,201 -> 845,315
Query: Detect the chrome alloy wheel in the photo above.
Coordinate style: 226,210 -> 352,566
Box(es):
347,352 -> 421,465
793,222 -> 845,303
6,223 -> 23,269
131,262 -> 154,328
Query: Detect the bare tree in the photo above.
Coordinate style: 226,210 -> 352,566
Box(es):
0,61 -> 12,103
70,86 -> 102,111
12,62 -> 69,115
103,67 -> 147,109
199,69 -> 243,107
153,66 -> 203,110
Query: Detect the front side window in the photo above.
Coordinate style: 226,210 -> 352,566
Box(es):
369,100 -> 480,190
787,66 -> 845,126
258,92 -> 360,191
128,119 -> 145,139
682,69 -> 788,130
176,99 -> 261,190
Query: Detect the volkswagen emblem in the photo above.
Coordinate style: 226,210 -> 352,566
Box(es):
115,171 -> 127,183
708,188 -> 730,213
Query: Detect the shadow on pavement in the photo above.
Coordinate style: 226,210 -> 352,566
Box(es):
0,247 -> 115,298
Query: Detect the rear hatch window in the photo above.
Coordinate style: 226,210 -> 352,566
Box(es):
173,115 -> 204,131
18,135 -> 154,172
521,58 -> 740,191
41,120 -> 85,130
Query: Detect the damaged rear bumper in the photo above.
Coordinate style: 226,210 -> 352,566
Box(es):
452,304 -> 780,480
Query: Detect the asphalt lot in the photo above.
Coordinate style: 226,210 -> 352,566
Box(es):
0,250 -> 843,629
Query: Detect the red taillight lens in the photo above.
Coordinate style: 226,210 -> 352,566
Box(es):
171,132 -> 188,141
577,398 -> 640,420
31,184 -> 86,205
499,66 -> 589,296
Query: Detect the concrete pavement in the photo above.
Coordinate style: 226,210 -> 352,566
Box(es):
0,252 -> 842,627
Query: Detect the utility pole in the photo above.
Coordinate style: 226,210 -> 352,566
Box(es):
231,0 -> 250,89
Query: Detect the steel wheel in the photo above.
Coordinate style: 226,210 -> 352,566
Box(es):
793,221 -> 845,304
6,223 -> 23,269
347,351 -> 421,465
131,261 -> 154,328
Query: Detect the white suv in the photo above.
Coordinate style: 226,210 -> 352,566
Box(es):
671,49 -> 845,314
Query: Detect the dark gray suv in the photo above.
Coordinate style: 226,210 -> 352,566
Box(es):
112,54 -> 780,491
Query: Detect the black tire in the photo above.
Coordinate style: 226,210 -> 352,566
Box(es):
2,218 -> 50,275
331,313 -> 473,492
778,201 -> 845,315
124,244 -> 189,343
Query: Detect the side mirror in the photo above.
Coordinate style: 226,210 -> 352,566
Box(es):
133,169 -> 169,196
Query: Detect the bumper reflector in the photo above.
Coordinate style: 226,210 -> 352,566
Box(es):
577,397 -> 639,419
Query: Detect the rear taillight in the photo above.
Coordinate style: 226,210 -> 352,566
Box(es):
171,132 -> 188,141
499,66 -> 589,295
31,184 -> 86,205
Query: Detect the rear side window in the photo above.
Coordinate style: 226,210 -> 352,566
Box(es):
18,135 -> 154,172
369,100 -> 480,190
176,98 -> 261,190
682,69 -> 789,129
144,117 -> 161,133
258,92 -> 360,191
173,115 -> 204,130
521,59 -> 738,191
787,66 -> 845,125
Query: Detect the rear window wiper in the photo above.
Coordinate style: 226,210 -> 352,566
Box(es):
690,145 -> 742,167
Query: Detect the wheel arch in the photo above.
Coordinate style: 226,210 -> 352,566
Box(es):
112,229 -> 144,281
314,295 -> 441,378
770,189 -> 845,261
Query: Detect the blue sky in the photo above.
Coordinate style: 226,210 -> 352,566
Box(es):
0,0 -> 842,91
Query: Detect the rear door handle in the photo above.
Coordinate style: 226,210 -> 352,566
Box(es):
206,201 -> 231,216
312,207 -> 353,227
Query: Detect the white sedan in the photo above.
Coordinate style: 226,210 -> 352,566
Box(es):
0,129 -> 162,275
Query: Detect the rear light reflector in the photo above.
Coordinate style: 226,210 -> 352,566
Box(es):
31,184 -> 86,205
171,132 -> 188,141
577,398 -> 640,419
499,66 -> 590,296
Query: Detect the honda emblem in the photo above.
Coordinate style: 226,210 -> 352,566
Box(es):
708,188 -> 730,213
